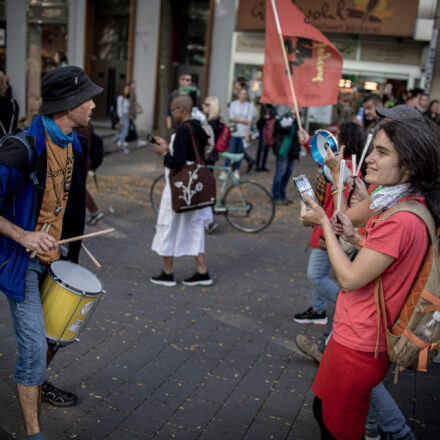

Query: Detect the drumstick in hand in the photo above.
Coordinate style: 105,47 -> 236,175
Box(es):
29,223 -> 51,258
58,228 -> 115,245
81,243 -> 101,269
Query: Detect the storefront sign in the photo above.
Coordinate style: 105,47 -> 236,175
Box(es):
236,34 -> 265,53
237,0 -> 418,37
361,43 -> 423,65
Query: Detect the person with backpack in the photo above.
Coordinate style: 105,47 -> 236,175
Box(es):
0,71 -> 19,137
271,107 -> 301,206
299,116 -> 440,440
0,66 -> 102,440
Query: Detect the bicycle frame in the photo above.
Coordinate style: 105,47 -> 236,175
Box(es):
208,164 -> 248,214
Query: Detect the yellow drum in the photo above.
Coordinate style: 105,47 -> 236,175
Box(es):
40,260 -> 103,346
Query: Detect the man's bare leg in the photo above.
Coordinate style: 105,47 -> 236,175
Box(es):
16,384 -> 42,435
195,253 -> 207,274
163,256 -> 174,274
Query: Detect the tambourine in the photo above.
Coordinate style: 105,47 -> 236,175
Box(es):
322,165 -> 350,184
309,129 -> 338,166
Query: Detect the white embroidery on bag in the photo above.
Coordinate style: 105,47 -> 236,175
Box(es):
174,163 -> 205,205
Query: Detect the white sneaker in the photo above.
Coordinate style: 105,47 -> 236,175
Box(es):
138,139 -> 147,147
233,170 -> 240,180
219,171 -> 227,181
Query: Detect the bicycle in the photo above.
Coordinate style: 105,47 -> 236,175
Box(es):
149,152 -> 275,233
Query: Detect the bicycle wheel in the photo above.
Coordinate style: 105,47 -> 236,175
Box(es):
149,173 -> 165,214
224,181 -> 275,233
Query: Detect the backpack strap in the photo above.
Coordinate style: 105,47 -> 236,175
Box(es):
380,200 -> 438,246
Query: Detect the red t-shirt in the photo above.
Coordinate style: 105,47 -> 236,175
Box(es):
332,196 -> 429,352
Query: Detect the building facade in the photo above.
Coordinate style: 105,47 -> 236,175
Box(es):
3,0 -> 440,131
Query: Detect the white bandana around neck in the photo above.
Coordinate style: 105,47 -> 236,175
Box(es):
369,183 -> 412,212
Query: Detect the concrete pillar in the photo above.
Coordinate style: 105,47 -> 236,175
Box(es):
132,0 -> 161,132
428,0 -> 440,97
6,0 -> 26,119
68,0 -> 86,68
208,0 -> 237,118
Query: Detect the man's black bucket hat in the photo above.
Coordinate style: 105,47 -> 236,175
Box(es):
39,66 -> 103,115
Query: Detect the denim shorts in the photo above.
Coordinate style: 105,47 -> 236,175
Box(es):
7,258 -> 49,385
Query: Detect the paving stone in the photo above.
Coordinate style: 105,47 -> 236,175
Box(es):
118,402 -> 177,435
244,414 -> 292,440
199,418 -> 247,440
148,378 -> 197,408
215,394 -> 264,428
154,422 -> 201,440
166,398 -> 222,431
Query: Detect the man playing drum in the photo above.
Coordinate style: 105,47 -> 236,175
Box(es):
0,66 -> 102,440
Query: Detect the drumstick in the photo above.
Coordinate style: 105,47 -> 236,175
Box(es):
356,133 -> 373,178
351,154 -> 357,177
58,228 -> 115,245
29,223 -> 51,258
81,243 -> 101,268
337,160 -> 346,213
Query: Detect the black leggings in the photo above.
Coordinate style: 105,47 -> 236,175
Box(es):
313,396 -> 365,440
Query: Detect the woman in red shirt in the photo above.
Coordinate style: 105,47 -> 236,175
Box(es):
300,117 -> 440,440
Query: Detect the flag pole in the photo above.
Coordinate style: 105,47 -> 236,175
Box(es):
270,0 -> 303,131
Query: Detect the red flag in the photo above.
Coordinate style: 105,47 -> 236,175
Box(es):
261,0 -> 343,107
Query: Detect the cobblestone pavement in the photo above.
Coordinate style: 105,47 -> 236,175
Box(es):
0,134 -> 439,439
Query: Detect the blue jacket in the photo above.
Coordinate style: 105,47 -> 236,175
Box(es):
0,116 -> 88,301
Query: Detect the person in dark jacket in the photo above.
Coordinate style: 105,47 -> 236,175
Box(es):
0,66 -> 102,440
150,95 -> 214,287
272,108 -> 300,205
256,103 -> 277,171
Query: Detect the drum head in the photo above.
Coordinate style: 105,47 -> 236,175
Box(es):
49,260 -> 102,294
310,130 -> 338,166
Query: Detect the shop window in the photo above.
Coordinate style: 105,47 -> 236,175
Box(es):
233,64 -> 263,103
171,0 -> 210,89
26,0 -> 68,121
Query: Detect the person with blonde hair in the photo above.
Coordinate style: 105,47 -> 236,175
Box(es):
0,71 -> 18,136
203,96 -> 223,146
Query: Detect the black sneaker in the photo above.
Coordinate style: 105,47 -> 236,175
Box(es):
293,307 -> 328,325
182,272 -> 213,286
150,271 -> 177,287
246,160 -> 255,174
42,381 -> 78,407
206,221 -> 219,234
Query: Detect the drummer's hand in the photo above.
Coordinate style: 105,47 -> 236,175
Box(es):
298,128 -> 310,145
152,136 -> 169,156
300,194 -> 326,226
21,231 -> 58,254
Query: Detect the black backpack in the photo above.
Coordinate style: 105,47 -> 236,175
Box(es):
89,133 -> 104,171
0,129 -> 38,187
